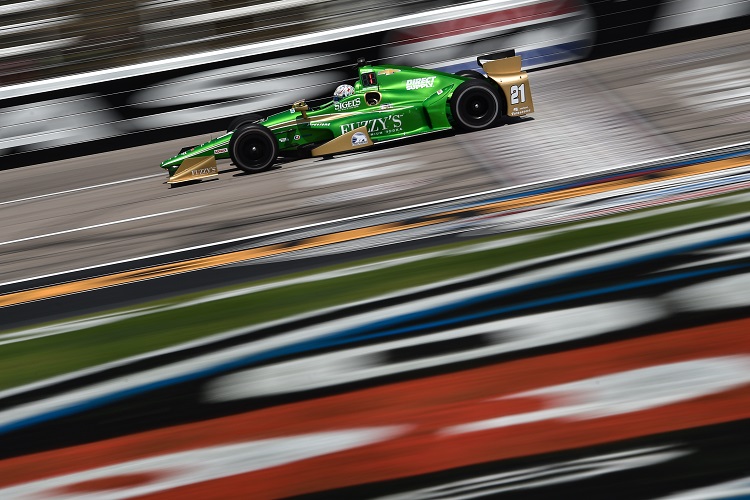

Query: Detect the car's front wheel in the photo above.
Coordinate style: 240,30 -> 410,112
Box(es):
450,80 -> 501,131
229,124 -> 278,173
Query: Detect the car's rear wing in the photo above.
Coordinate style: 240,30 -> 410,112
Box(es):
477,50 -> 534,117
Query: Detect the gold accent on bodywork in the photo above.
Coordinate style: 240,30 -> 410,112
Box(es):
167,156 -> 218,184
267,112 -> 353,130
292,100 -> 309,120
482,55 -> 522,75
311,126 -> 373,156
481,55 -> 535,117
365,91 -> 382,106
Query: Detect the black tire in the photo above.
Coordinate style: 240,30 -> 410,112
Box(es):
454,70 -> 485,80
229,124 -> 278,173
449,79 -> 501,131
227,113 -> 263,131
178,145 -> 198,155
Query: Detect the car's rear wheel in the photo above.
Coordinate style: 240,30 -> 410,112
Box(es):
227,113 -> 263,131
454,70 -> 485,80
450,79 -> 501,131
229,124 -> 278,173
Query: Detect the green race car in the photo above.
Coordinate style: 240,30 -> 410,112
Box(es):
161,51 -> 534,185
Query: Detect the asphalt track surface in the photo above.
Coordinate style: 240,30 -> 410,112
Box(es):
2,30 -> 749,292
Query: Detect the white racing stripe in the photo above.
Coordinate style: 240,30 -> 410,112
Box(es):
0,173 -> 165,207
377,447 -> 688,500
2,141 -> 748,288
0,217 -> 747,431
0,206 -> 203,247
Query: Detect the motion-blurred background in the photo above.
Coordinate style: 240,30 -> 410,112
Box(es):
1,2 -> 750,499
1,0 -> 748,167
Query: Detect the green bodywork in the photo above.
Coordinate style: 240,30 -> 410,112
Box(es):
160,64 -> 480,177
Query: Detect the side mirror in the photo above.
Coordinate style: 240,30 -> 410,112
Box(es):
292,100 -> 309,119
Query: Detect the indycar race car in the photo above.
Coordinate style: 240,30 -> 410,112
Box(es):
161,51 -> 533,185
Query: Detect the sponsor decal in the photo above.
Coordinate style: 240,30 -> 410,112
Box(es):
334,97 -> 361,111
213,148 -> 228,154
190,167 -> 217,176
311,122 -> 331,127
293,134 -> 301,140
278,137 -> 288,142
379,103 -> 394,110
406,76 -> 436,90
340,114 -> 403,136
377,69 -> 401,75
351,132 -> 368,146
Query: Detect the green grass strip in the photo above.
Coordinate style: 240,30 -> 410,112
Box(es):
1,190 -> 748,391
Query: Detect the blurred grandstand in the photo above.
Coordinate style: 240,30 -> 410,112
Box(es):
2,0 -> 748,86
0,0 -> 747,166
0,0 -> 498,86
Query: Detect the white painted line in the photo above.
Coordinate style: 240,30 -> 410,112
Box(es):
0,38 -> 79,58
1,141 -> 748,288
0,173 -> 165,207
0,206 -> 203,247
4,191 -> 741,348
0,211 -> 746,400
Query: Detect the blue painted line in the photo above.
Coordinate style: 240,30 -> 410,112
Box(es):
0,227 -> 747,435
334,262 -> 749,347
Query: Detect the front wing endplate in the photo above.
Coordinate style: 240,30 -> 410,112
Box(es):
167,156 -> 218,184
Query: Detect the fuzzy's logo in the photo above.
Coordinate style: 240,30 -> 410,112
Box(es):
340,114 -> 404,136
190,167 -> 217,176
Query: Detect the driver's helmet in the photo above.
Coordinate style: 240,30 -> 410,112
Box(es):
333,84 -> 355,102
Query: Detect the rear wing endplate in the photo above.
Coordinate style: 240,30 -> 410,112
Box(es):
476,49 -> 534,117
